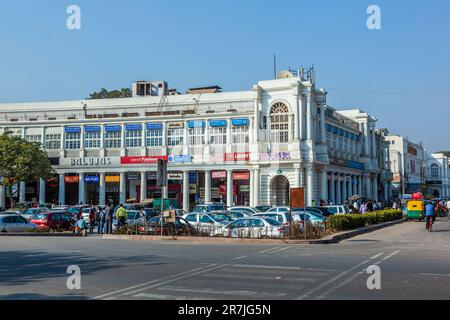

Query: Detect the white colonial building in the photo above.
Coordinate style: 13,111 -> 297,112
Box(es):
0,68 -> 386,211
426,153 -> 450,198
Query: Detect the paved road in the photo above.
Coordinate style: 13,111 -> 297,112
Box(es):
1,218 -> 450,300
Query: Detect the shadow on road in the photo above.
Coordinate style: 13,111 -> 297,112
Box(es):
1,293 -> 90,300
0,250 -> 166,287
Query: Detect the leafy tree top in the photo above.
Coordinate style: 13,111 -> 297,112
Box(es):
88,88 -> 132,99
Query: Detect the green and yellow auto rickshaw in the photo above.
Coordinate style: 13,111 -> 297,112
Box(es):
406,193 -> 425,221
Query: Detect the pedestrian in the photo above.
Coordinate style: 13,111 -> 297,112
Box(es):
89,206 -> 97,233
360,202 -> 368,214
116,204 -> 128,229
366,200 -> 374,212
75,217 -> 88,237
97,207 -> 106,234
104,203 -> 113,234
353,201 -> 360,213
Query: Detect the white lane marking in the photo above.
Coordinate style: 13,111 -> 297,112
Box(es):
134,293 -> 213,300
420,273 -> 450,277
259,247 -> 283,254
200,273 -> 318,283
162,286 -> 287,297
93,263 -> 217,300
232,256 -> 248,261
371,253 -> 384,259
296,252 -> 384,300
267,247 -> 292,254
315,250 -> 400,300
232,264 -> 337,272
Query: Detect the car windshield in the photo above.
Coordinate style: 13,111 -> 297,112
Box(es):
264,218 -> 281,226
327,207 -> 339,214
127,211 -> 140,220
149,216 -> 161,224
209,214 -> 225,222
210,205 -> 226,211
24,209 -> 36,215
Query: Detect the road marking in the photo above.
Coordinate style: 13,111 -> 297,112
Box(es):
296,252 -> 384,300
162,286 -> 287,297
315,251 -> 400,300
232,256 -> 248,261
420,273 -> 450,277
371,253 -> 384,259
267,247 -> 292,254
201,273 -> 318,283
134,293 -> 213,300
93,263 -> 217,300
259,247 -> 283,254
232,264 -> 337,272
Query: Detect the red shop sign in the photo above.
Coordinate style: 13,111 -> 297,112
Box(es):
65,176 -> 79,184
212,171 -> 227,179
224,152 -> 250,162
232,172 -> 250,180
121,156 -> 168,165
219,184 -> 237,195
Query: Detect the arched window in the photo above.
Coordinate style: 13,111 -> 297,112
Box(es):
430,164 -> 440,179
270,102 -> 289,143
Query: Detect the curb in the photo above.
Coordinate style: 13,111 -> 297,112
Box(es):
0,233 -> 83,237
102,219 -> 406,244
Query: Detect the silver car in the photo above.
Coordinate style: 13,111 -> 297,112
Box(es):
213,217 -> 289,239
0,214 -> 37,233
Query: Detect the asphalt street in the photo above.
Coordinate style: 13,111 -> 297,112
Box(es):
1,218 -> 450,300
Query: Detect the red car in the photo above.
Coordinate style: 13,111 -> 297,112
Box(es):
30,212 -> 75,231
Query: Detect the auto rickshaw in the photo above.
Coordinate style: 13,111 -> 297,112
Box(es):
406,192 -> 425,221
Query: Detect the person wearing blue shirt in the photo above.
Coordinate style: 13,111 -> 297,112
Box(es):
75,218 -> 88,237
425,202 -> 436,230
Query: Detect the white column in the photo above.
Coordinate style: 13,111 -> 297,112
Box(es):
0,179 -> 5,208
205,170 -> 212,204
320,170 -> 328,202
254,169 -> 260,206
19,181 -> 26,203
364,123 -> 370,156
39,178 -> 46,204
59,174 -> 66,205
358,176 -> 363,196
336,174 -> 342,205
365,175 -> 371,199
373,177 -> 378,202
299,95 -> 305,140
294,93 -> 300,141
119,172 -> 126,204
342,175 -> 347,203
306,92 -> 313,140
320,104 -> 326,144
384,182 -> 389,204
352,176 -> 357,197
253,94 -> 260,143
294,167 -> 302,188
371,128 -> 377,158
347,176 -> 352,199
183,171 -> 190,212
99,173 -> 106,206
288,114 -> 294,141
330,173 -> 335,204
227,170 -> 233,207
306,165 -> 314,206
249,170 -> 254,207
140,172 -> 147,203
78,173 -> 85,205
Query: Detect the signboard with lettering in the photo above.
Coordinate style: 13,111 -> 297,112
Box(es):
60,157 -> 119,167
168,173 -> 183,180
105,176 -> 120,183
212,171 -> 227,179
231,118 -> 250,126
121,156 -> 168,165
85,176 -> 100,183
168,122 -> 184,129
168,155 -> 192,163
259,152 -> 291,161
65,176 -> 79,184
232,172 -> 250,180
225,152 -> 250,162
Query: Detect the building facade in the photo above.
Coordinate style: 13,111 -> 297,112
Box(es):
426,153 -> 449,199
0,68 -> 385,211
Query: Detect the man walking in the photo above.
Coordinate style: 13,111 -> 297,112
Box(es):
104,203 -> 113,234
117,204 -> 128,229
97,206 -> 106,234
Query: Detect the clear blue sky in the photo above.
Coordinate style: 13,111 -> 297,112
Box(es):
0,0 -> 449,152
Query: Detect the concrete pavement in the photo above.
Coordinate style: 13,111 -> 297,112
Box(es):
0,218 -> 449,300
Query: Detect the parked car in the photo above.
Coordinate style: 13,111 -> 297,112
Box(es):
0,214 -> 37,233
30,212 -> 75,231
21,207 -> 50,221
192,204 -> 228,213
251,212 -> 292,226
223,210 -> 251,220
113,210 -> 143,230
0,207 -> 6,213
229,206 -> 260,215
212,217 -> 289,239
182,212 -> 229,235
266,207 -> 290,213
316,205 -> 350,217
292,210 -> 327,226
254,206 -> 272,212
140,216 -> 197,236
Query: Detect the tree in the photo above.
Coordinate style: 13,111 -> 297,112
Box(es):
88,88 -> 132,99
437,151 -> 450,158
0,132 -> 53,208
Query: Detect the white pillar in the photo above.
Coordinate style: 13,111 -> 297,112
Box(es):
373,177 -> 378,202
352,176 -> 357,197
358,176 -> 363,196
39,178 -> 46,204
99,173 -> 106,206
19,181 -> 26,203
330,173 -> 335,204
294,93 -> 300,141
306,165 -> 314,206
119,172 -> 126,204
139,172 -> 147,203
306,93 -> 313,140
205,171 -> 212,204
384,182 -> 389,204
249,170 -> 254,207
78,173 -> 85,205
336,174 -> 342,205
0,180 -> 5,208
254,169 -> 260,206
347,176 -> 352,199
253,93 -> 260,143
227,170 -> 233,207
342,175 -> 347,204
59,174 -> 66,205
364,123 -> 370,156
183,171 -> 190,212
320,170 -> 328,203
320,104 -> 326,144
295,167 -> 302,188
371,129 -> 377,158
365,175 -> 371,200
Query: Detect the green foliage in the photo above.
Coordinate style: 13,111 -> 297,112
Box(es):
328,210 -> 403,231
0,132 -> 53,206
88,88 -> 132,99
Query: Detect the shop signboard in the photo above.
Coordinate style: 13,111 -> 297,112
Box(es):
212,171 -> 227,179
232,172 -> 250,180
121,156 -> 168,165
60,157 -> 118,167
225,152 -> 250,162
259,152 -> 291,161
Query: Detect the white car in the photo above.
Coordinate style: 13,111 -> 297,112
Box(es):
21,207 -> 50,221
212,217 -> 289,239
323,205 -> 350,215
251,212 -> 292,226
229,207 -> 260,215
182,212 -> 229,235
0,214 -> 37,233
266,207 -> 290,213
